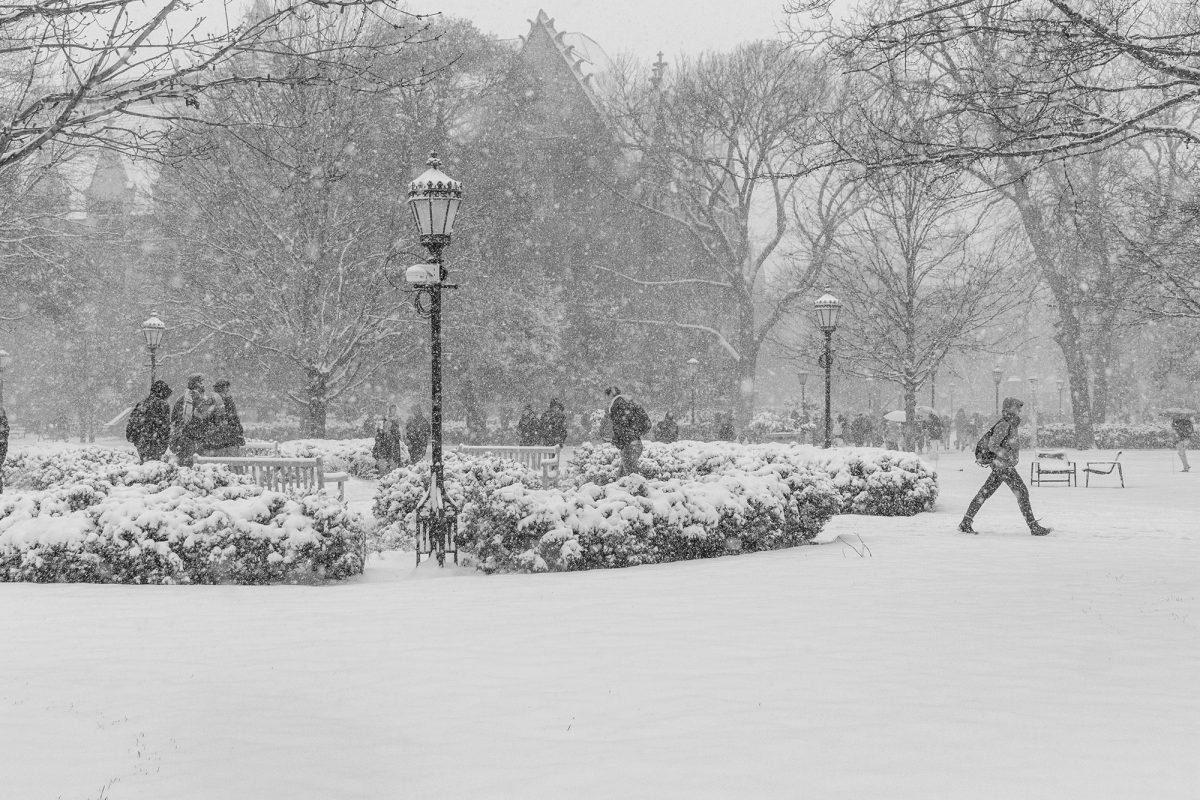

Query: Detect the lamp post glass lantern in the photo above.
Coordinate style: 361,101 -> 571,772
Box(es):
797,369 -> 809,413
814,291 -> 842,448
406,152 -> 463,567
140,311 -> 165,389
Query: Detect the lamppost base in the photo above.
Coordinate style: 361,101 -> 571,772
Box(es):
415,495 -> 459,568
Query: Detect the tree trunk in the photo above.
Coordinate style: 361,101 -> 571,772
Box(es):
303,367 -> 328,438
1054,314 -> 1096,449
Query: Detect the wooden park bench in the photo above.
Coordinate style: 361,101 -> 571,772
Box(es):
193,455 -> 350,500
456,444 -> 562,486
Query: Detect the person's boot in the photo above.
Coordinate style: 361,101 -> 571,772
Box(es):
958,519 -> 978,534
1030,522 -> 1052,536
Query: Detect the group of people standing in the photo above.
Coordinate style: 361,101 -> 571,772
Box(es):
372,405 -> 430,474
517,399 -> 569,448
125,374 -> 245,466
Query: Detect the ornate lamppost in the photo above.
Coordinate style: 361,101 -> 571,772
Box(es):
405,152 -> 463,568
0,349 -> 10,407
140,311 -> 165,389
685,357 -> 700,425
1056,377 -> 1065,418
797,370 -> 809,413
992,366 -> 1003,415
814,290 -> 842,448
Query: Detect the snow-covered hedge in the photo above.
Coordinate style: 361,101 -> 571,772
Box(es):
243,417 -> 372,442
370,453 -> 540,552
277,438 -> 388,478
567,441 -> 938,516
0,461 -> 366,584
1036,422 -> 1176,449
461,468 -> 840,574
3,447 -> 137,491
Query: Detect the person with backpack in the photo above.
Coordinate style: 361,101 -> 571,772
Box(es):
405,406 -> 431,463
127,380 -> 173,463
604,385 -> 650,476
960,396 -> 1051,536
171,374 -> 218,467
1170,412 -> 1194,472
540,399 -> 568,448
203,379 -> 245,456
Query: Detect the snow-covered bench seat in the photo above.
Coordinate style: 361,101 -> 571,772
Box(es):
193,455 -> 350,499
456,444 -> 562,486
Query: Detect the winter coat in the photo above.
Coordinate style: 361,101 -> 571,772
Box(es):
517,407 -> 540,446
373,419 -> 404,464
405,414 -> 430,461
205,394 -> 245,451
608,395 -> 640,448
540,403 -> 568,447
129,395 -> 172,457
171,392 -> 218,462
1172,416 -> 1194,441
986,408 -> 1023,468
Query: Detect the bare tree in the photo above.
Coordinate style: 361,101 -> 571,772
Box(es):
0,0 -> 429,174
604,41 -> 841,426
825,165 -> 1026,447
809,0 -> 1200,163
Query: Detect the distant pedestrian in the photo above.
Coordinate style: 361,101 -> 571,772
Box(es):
540,399 -> 568,448
405,406 -> 431,463
0,405 -> 8,493
654,411 -> 679,443
604,386 -> 651,476
171,374 -> 218,467
373,405 -> 404,474
959,397 -> 1051,536
954,408 -> 969,451
126,380 -> 173,463
517,404 -> 539,446
848,413 -> 870,447
926,412 -> 944,451
204,379 -> 245,456
1171,413 -> 1194,472
716,411 -> 735,441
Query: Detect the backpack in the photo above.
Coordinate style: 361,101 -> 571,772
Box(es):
974,420 -> 1005,467
629,402 -> 652,437
125,401 -> 145,444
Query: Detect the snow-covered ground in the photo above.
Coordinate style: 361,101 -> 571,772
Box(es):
2,444 -> 1196,799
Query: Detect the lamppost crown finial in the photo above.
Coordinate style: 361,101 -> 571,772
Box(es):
427,151 -> 441,169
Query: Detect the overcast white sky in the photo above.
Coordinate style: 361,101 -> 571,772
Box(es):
404,1 -> 808,61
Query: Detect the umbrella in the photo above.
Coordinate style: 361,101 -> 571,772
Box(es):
1159,407 -> 1197,417
883,406 -> 936,422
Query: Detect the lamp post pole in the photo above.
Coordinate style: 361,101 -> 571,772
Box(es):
685,357 -> 699,425
798,370 -> 809,413
815,291 -> 842,449
1056,378 -> 1065,419
992,367 -> 1003,415
406,153 -> 463,568
140,311 -> 165,390
0,349 -> 10,407
1029,376 -> 1039,449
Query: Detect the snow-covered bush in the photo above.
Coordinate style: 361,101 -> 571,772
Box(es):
278,438 -> 387,478
460,469 -> 840,574
567,441 -> 938,516
1037,422 -> 1175,449
745,411 -> 788,440
3,447 -> 137,491
370,452 -> 541,552
0,462 -> 366,584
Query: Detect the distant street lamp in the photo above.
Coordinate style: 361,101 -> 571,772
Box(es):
1056,377 -> 1066,417
140,311 -> 165,389
1028,376 -> 1039,449
685,357 -> 700,425
405,152 -> 463,568
992,367 -> 1003,415
866,374 -> 875,411
797,369 -> 809,412
814,290 -> 842,448
0,348 -> 10,407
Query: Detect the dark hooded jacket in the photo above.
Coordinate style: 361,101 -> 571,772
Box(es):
128,380 -> 173,457
986,398 -> 1024,468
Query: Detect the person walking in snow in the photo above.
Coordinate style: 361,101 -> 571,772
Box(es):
517,404 -> 539,446
1170,412 -> 1194,472
127,379 -> 173,463
959,397 -> 1051,536
604,386 -> 650,476
373,405 -> 404,474
405,406 -> 430,463
171,374 -> 218,467
540,398 -> 568,448
203,379 -> 245,456
654,411 -> 679,443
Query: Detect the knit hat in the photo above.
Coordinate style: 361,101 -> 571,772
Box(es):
150,380 -> 171,398
1002,397 -> 1024,413
187,373 -> 205,391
